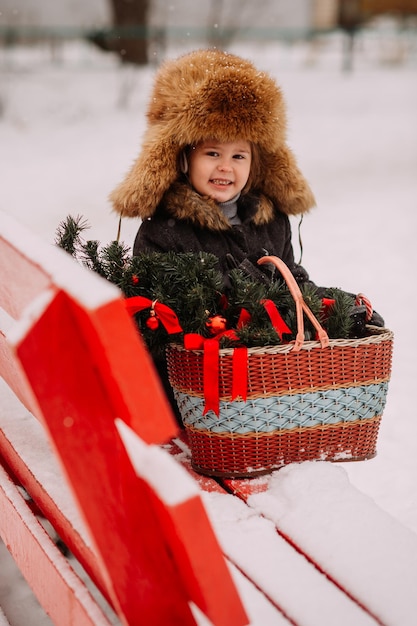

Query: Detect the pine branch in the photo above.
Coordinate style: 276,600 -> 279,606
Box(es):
80,240 -> 107,277
322,288 -> 354,338
300,284 -> 322,340
98,241 -> 131,286
54,215 -> 90,256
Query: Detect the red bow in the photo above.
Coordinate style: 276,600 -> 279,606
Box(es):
125,296 -> 183,334
184,332 -> 247,416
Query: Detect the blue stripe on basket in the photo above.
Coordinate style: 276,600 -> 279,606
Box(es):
174,382 -> 389,434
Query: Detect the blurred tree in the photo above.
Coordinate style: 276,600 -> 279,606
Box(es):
112,0 -> 149,64
338,0 -> 417,70
338,0 -> 362,71
89,0 -> 149,65
361,0 -> 417,16
339,0 -> 362,31
339,0 -> 417,30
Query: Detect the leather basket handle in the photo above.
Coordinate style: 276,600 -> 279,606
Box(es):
258,256 -> 329,351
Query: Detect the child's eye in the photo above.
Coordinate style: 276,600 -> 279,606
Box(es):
206,151 -> 219,157
233,154 -> 246,160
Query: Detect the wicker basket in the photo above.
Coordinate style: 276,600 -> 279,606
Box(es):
166,256 -> 394,478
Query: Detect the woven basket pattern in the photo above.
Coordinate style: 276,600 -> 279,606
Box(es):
186,417 -> 381,478
174,382 -> 389,434
167,327 -> 393,477
166,328 -> 393,399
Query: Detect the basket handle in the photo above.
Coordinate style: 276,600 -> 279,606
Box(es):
258,256 -> 329,351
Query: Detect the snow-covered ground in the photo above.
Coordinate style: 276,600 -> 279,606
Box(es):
0,31 -> 416,624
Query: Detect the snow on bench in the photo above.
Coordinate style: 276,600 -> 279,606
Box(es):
244,462 -> 417,626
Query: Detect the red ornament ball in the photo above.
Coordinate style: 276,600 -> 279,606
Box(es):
206,315 -> 227,335
146,313 -> 159,330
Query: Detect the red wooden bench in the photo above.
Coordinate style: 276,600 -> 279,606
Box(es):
1,211 -> 417,626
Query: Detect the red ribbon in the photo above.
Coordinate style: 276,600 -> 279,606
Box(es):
125,296 -> 183,334
237,308 -> 252,328
203,339 -> 220,415
183,332 -> 247,416
321,298 -> 336,320
261,299 -> 292,339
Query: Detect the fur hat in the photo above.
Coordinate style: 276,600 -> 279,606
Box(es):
110,49 -> 315,218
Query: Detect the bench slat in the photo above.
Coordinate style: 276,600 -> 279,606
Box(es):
0,463 -> 114,626
9,290 -> 219,625
229,467 -> 417,626
0,385 -> 112,608
0,236 -> 51,319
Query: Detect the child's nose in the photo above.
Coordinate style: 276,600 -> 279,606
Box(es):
218,159 -> 232,172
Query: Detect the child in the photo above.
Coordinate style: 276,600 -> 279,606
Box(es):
110,48 -> 317,288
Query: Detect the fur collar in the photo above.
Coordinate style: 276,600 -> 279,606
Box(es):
160,183 -> 275,231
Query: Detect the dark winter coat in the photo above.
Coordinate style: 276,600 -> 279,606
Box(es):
133,181 -> 313,287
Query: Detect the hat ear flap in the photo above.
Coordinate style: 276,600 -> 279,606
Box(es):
260,146 -> 316,215
110,134 -> 180,218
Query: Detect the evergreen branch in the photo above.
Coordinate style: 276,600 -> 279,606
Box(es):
53,215 -> 358,352
54,214 -> 90,256
322,288 -> 354,338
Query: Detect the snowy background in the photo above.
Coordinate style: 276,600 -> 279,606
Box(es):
0,28 -> 417,623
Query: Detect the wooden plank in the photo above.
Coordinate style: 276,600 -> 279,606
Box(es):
0,389 -> 112,609
1,275 -> 248,622
117,419 -> 249,626
0,236 -> 51,319
0,463 -> 114,626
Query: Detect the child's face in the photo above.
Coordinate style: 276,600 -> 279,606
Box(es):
188,140 -> 252,203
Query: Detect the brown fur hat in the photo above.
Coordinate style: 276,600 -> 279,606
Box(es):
110,49 -> 315,218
